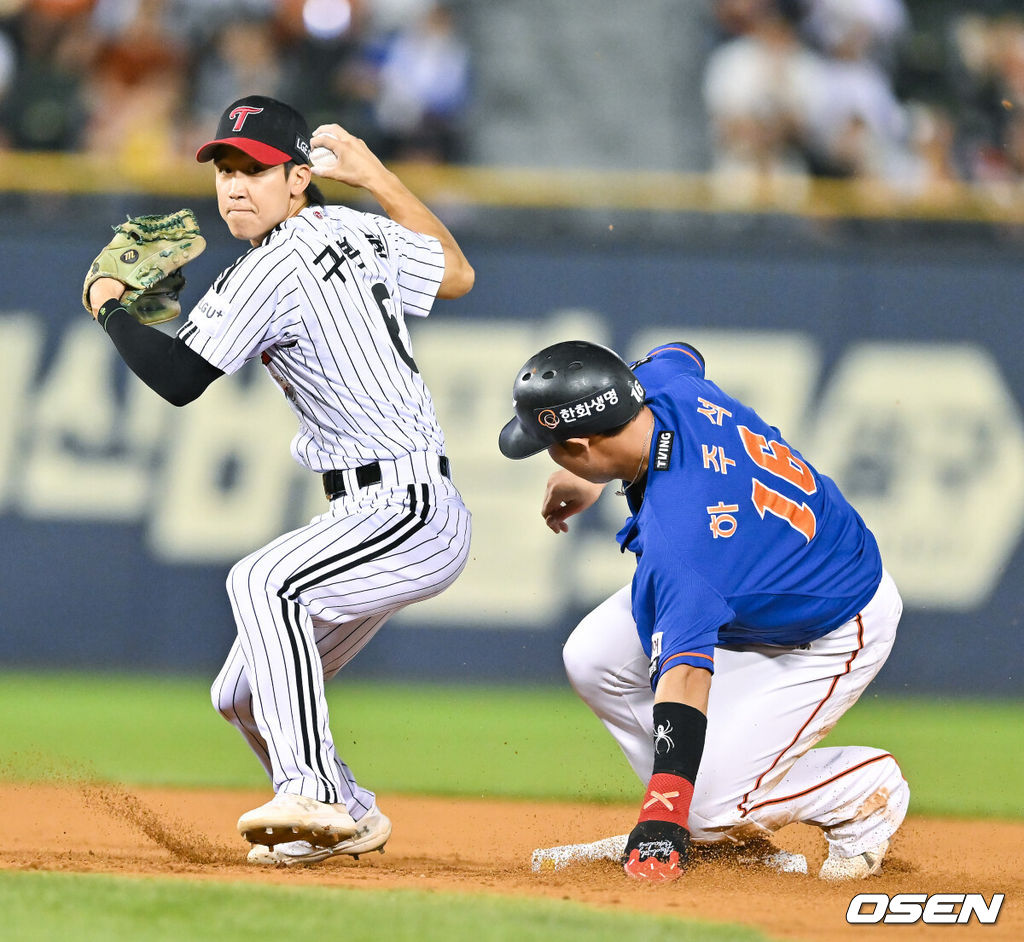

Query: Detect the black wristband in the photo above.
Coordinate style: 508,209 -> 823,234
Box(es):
652,701 -> 707,782
96,299 -> 128,332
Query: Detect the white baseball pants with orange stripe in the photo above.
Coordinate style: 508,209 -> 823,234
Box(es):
563,569 -> 909,858
210,475 -> 471,818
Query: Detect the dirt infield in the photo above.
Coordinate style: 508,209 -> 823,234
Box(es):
1,782 -> 1018,940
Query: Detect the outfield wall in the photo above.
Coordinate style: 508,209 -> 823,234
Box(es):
2,195 -> 1022,693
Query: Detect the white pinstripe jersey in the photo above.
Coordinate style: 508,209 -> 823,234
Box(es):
178,205 -> 447,473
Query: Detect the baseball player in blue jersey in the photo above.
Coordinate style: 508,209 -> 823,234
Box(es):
499,340 -> 908,883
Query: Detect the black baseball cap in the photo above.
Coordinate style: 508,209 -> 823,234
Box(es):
196,95 -> 313,166
498,341 -> 647,459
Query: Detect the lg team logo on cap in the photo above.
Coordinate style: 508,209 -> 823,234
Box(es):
229,106 -> 263,131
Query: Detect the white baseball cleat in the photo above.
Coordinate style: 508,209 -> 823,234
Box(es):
818,839 -> 889,880
237,792 -> 357,848
247,805 -> 392,867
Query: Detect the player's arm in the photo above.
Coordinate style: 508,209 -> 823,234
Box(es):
624,662 -> 711,882
655,662 -> 712,711
309,124 -> 474,299
622,548 -> 725,882
541,469 -> 606,533
89,279 -> 223,406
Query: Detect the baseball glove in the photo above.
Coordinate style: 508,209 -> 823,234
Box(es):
82,208 -> 207,325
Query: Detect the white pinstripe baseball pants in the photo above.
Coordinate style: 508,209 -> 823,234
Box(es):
562,569 -> 909,858
211,473 -> 470,816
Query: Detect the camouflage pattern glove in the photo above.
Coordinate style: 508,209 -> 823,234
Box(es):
83,209 -> 207,325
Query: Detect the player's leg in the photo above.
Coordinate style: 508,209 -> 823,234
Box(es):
215,504 -> 467,801
562,571 -> 906,875
211,640 -> 274,780
741,745 -> 908,865
562,585 -> 654,782
210,613 -> 391,815
243,481 -> 469,863
229,480 -> 470,848
563,585 -> 807,874
220,609 -> 399,867
688,570 -> 908,871
225,518 -> 363,806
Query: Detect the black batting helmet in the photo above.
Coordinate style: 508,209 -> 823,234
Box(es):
498,340 -> 646,459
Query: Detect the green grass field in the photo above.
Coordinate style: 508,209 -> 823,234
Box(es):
1,672 -> 1021,941
0,871 -> 772,942
2,673 -> 1021,816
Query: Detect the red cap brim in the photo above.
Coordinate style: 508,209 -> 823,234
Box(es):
195,137 -> 293,165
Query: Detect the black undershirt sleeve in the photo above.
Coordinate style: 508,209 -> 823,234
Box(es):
96,300 -> 224,406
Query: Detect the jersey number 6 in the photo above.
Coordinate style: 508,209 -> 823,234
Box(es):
372,283 -> 419,373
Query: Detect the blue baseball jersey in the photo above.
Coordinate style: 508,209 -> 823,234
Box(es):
615,343 -> 882,686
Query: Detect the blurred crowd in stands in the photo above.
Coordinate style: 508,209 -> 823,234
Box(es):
0,0 -> 471,167
0,0 -> 1021,202
703,0 -> 1024,203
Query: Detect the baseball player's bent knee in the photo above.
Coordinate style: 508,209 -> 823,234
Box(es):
562,621 -> 641,709
562,627 -> 605,705
562,596 -> 646,708
211,679 -> 238,722
210,674 -> 253,728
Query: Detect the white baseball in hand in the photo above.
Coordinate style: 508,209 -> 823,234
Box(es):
311,133 -> 338,171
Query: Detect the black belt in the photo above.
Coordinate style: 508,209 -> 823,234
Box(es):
323,456 -> 451,501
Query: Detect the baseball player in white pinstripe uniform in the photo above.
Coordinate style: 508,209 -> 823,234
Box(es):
87,95 -> 474,866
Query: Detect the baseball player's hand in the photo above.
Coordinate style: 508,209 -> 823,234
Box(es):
83,208 -> 206,325
310,125 -> 389,190
311,123 -> 475,300
88,277 -> 126,318
542,470 -> 606,533
623,819 -> 691,883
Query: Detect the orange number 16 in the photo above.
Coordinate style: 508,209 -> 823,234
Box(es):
738,426 -> 817,542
